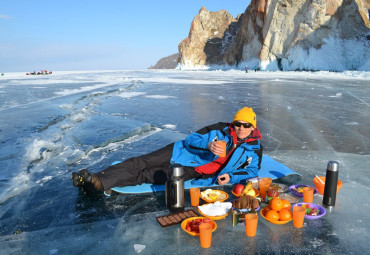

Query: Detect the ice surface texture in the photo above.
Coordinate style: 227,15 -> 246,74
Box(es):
0,70 -> 369,254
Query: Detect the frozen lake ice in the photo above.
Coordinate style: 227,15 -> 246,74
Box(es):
0,70 -> 369,254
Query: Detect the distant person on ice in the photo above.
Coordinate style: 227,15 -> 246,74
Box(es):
245,65 -> 248,73
72,107 -> 263,194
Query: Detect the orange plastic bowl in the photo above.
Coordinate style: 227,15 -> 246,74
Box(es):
197,208 -> 231,220
313,176 -> 342,195
260,208 -> 292,225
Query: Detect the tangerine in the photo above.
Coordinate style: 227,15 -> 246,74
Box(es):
278,208 -> 293,221
265,209 -> 279,222
281,199 -> 291,210
270,197 -> 283,211
264,204 -> 272,210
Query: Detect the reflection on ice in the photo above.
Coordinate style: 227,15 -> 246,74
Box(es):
0,70 -> 369,253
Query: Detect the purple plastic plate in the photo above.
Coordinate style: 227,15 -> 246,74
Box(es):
289,184 -> 318,198
293,203 -> 326,220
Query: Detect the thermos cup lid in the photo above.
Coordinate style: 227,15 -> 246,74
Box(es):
169,164 -> 184,177
327,161 -> 339,172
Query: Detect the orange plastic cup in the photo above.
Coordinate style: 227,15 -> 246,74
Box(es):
313,176 -> 343,195
190,188 -> 200,206
217,140 -> 227,157
258,177 -> 272,200
245,214 -> 258,237
293,206 -> 305,228
199,223 -> 213,248
302,187 -> 314,203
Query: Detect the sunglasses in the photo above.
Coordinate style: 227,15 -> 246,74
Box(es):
234,121 -> 253,128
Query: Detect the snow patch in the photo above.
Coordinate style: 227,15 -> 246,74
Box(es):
71,113 -> 86,123
118,92 -> 146,98
145,95 -> 176,99
329,93 -> 343,98
36,176 -> 53,185
134,244 -> 146,253
163,124 -> 176,129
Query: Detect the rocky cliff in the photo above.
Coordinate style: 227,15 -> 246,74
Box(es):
148,53 -> 180,69
178,0 -> 370,71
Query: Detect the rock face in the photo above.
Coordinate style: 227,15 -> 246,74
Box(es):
149,53 -> 180,69
178,0 -> 370,71
178,7 -> 240,68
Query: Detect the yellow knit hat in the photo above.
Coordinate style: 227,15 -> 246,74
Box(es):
232,107 -> 257,128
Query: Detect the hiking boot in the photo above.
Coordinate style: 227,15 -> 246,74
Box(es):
72,169 -> 103,195
72,169 -> 92,187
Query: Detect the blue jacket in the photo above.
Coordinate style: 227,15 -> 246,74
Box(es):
170,122 -> 263,185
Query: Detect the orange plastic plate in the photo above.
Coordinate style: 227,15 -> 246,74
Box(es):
181,217 -> 217,236
200,190 -> 229,203
231,187 -> 260,198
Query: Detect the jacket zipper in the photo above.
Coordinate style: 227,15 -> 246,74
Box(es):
232,148 -> 246,167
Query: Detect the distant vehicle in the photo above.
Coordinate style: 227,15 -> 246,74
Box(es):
26,70 -> 52,75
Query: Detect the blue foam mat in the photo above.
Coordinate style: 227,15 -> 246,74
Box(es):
106,155 -> 300,195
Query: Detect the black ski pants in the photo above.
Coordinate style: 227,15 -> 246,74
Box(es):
95,143 -> 203,191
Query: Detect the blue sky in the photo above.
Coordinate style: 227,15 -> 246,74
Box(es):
0,1 -> 250,72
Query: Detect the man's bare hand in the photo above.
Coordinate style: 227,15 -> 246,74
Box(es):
218,174 -> 230,185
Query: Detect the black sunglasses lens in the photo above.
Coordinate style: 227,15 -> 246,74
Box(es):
234,121 -> 252,128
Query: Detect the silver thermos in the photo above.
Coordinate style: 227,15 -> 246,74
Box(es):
165,164 -> 185,212
323,161 -> 339,208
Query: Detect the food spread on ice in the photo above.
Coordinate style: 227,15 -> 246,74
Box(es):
182,181 -> 329,235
